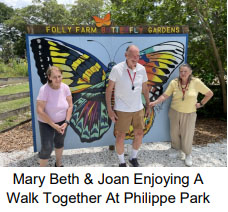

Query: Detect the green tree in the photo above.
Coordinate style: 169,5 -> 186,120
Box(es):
70,0 -> 104,25
33,0 -> 71,24
0,3 -> 14,61
1,0 -> 226,115
0,3 -> 15,39
187,0 -> 227,113
0,2 -> 14,24
107,0 -> 155,25
2,0 -> 71,58
107,0 -> 226,115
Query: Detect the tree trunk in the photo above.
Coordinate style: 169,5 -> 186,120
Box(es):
210,61 -> 227,114
195,4 -> 227,114
207,27 -> 227,114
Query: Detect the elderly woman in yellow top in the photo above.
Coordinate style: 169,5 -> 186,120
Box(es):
150,64 -> 213,166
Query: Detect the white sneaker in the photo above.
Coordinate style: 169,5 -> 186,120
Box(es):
169,149 -> 179,158
185,154 -> 192,167
169,149 -> 185,160
179,151 -> 186,160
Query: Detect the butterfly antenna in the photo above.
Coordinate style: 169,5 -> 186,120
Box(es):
87,40 -> 111,62
113,41 -> 132,62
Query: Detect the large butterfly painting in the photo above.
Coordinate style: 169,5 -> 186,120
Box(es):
126,41 -> 185,139
31,37 -> 112,143
30,37 -> 184,143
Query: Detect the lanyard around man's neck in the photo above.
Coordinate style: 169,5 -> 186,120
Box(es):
127,69 -> 136,90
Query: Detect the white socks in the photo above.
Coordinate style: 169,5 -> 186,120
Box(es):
118,149 -> 139,163
118,153 -> 125,164
130,149 -> 138,160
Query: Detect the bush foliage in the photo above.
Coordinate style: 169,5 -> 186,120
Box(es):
0,58 -> 28,77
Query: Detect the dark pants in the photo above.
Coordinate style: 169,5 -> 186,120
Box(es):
38,121 -> 67,159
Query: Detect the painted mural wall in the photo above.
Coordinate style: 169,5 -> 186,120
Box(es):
26,32 -> 188,152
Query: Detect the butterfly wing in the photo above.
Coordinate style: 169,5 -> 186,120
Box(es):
30,37 -> 111,143
126,41 -> 185,139
139,41 -> 185,101
30,37 -> 108,93
92,16 -> 103,27
71,81 -> 111,142
103,13 -> 111,22
103,13 -> 111,26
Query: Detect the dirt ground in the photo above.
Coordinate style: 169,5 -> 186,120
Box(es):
0,118 -> 226,152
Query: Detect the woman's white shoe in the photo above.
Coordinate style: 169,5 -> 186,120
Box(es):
169,149 -> 185,160
185,154 -> 192,167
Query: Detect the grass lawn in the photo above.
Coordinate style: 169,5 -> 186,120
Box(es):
0,82 -> 29,95
0,97 -> 30,113
0,112 -> 31,132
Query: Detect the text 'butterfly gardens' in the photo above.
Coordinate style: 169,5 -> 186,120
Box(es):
31,37 -> 184,143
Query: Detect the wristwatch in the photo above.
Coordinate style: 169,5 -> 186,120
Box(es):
65,120 -> 70,125
200,102 -> 204,107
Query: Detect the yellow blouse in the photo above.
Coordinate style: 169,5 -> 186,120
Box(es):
164,77 -> 211,113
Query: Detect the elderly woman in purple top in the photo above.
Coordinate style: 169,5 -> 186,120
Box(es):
36,66 -> 73,167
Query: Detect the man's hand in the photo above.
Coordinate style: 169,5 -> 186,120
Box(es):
108,109 -> 118,123
145,106 -> 151,118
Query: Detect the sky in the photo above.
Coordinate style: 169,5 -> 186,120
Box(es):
0,0 -> 76,8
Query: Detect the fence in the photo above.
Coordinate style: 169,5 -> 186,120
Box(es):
0,77 -> 28,86
0,78 -> 31,133
0,92 -> 30,120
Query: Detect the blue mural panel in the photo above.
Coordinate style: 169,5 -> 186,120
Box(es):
26,34 -> 188,152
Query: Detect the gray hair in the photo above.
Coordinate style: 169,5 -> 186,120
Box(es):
125,45 -> 138,52
46,66 -> 62,84
178,63 -> 193,88
179,63 -> 192,71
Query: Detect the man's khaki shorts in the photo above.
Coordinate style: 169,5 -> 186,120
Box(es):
114,109 -> 145,133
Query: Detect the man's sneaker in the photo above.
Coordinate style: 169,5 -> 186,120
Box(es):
55,162 -> 64,167
129,158 -> 139,167
185,154 -> 192,167
119,163 -> 127,167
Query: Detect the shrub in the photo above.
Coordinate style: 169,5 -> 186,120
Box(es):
197,85 -> 226,120
0,58 -> 28,77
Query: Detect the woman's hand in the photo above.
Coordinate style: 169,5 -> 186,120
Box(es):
149,94 -> 169,108
196,102 -> 202,109
196,90 -> 213,109
149,101 -> 156,107
59,123 -> 68,135
53,124 -> 63,134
